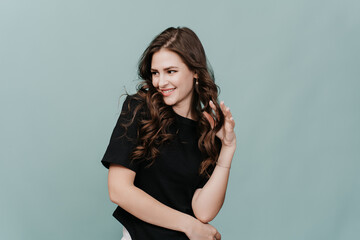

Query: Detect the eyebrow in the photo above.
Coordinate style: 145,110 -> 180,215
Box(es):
151,66 -> 179,71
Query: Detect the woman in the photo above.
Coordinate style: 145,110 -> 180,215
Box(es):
101,27 -> 236,240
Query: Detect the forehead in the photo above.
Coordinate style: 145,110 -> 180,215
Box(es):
151,48 -> 186,69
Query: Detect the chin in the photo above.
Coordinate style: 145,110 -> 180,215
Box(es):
163,99 -> 175,106
162,97 -> 177,106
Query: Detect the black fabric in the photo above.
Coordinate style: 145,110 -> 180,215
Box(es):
101,94 -> 213,240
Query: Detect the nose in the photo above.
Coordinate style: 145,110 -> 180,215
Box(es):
158,73 -> 168,88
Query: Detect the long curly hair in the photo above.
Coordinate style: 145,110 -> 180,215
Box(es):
123,27 -> 224,178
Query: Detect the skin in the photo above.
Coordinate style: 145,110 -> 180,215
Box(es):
107,48 -> 236,240
151,48 -> 198,120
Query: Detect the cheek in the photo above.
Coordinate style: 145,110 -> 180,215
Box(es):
152,78 -> 158,87
183,77 -> 194,92
175,75 -> 193,89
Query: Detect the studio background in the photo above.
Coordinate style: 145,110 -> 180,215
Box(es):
0,0 -> 359,239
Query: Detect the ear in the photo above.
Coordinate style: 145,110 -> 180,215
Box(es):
193,72 -> 198,79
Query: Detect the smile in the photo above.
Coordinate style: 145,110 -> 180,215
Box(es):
160,88 -> 176,96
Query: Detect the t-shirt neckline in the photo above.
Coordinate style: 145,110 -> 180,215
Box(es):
173,111 -> 198,127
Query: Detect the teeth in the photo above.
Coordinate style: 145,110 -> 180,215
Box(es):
163,89 -> 175,93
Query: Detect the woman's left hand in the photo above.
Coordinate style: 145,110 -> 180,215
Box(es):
203,100 -> 236,148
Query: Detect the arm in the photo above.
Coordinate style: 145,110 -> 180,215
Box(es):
108,163 -> 221,240
192,101 -> 236,223
191,145 -> 235,223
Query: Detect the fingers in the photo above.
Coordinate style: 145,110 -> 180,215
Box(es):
209,100 -> 216,110
210,226 -> 221,240
203,111 -> 215,129
210,100 -> 235,129
210,100 -> 231,118
215,231 -> 222,240
209,100 -> 219,119
220,101 -> 232,119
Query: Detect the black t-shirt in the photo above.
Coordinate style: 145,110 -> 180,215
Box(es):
101,94 -> 212,240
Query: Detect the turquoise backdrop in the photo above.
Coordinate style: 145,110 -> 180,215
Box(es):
1,0 -> 359,239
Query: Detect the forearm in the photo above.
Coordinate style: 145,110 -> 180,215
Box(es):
110,184 -> 194,233
192,145 -> 235,223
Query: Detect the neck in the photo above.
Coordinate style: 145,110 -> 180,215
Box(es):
171,92 -> 196,120
172,106 -> 195,120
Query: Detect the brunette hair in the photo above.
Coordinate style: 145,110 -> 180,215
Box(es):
123,26 -> 224,178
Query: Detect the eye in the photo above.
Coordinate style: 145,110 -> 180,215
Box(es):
168,70 -> 176,74
151,71 -> 158,76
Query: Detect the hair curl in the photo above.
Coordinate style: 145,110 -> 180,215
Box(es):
122,27 -> 224,178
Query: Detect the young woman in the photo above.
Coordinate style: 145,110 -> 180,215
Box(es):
101,27 -> 236,240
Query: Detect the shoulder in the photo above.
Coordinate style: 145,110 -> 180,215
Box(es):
119,93 -> 149,123
122,93 -> 144,110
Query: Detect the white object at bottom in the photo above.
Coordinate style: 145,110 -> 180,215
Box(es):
121,226 -> 132,240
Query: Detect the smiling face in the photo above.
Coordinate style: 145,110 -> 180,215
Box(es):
151,48 -> 198,119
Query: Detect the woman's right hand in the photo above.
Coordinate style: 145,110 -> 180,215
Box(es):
184,217 -> 221,240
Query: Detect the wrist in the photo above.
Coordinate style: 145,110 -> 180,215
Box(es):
180,214 -> 197,234
221,143 -> 236,153
217,144 -> 235,169
216,161 -> 231,169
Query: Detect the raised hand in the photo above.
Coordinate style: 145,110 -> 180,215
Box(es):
203,100 -> 236,148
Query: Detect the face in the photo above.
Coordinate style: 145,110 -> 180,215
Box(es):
151,48 -> 198,117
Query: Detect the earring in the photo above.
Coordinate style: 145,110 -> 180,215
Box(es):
194,78 -> 199,93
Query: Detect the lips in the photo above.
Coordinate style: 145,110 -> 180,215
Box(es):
160,88 -> 176,96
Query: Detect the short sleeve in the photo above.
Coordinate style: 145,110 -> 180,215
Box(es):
101,95 -> 143,172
